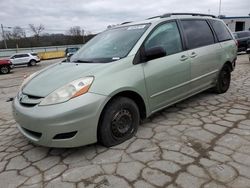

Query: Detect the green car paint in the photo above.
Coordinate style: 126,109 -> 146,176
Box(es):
13,14 -> 237,147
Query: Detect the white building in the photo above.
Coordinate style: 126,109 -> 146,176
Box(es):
221,16 -> 250,32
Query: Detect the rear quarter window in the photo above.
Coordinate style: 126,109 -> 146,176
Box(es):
210,20 -> 232,42
181,20 -> 215,49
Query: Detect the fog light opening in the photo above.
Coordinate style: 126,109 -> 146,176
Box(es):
53,131 -> 77,140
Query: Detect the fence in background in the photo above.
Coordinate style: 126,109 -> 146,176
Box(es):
0,44 -> 83,58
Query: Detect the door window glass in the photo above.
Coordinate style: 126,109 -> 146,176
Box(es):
144,22 -> 183,56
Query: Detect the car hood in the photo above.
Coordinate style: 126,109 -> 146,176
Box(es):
22,62 -> 108,97
0,59 -> 10,64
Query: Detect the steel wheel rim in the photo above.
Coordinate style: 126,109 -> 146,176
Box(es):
111,109 -> 133,139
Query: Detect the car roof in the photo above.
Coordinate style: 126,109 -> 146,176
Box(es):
112,13 -> 218,29
11,52 -> 32,56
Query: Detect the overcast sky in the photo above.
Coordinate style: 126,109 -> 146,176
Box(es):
0,0 -> 249,35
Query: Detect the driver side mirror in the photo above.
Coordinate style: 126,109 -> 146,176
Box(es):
144,46 -> 166,61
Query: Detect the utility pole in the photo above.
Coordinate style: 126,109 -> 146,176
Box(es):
82,29 -> 85,44
218,0 -> 222,16
1,24 -> 7,49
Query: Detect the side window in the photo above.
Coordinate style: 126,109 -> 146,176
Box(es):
15,55 -> 22,58
22,54 -> 29,57
210,20 -> 232,42
144,22 -> 183,56
181,20 -> 215,49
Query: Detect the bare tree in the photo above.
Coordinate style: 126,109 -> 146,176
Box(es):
4,31 -> 13,40
4,26 -> 26,40
12,26 -> 26,39
85,30 -> 92,35
29,24 -> 45,37
67,26 -> 81,36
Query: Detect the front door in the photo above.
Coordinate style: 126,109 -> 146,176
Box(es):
142,21 -> 191,113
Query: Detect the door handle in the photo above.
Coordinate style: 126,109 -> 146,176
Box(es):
190,52 -> 197,58
180,55 -> 188,61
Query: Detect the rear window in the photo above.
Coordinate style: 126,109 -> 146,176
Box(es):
181,20 -> 215,49
210,20 -> 232,42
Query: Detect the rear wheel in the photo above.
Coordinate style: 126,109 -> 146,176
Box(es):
0,66 -> 10,74
28,60 -> 36,66
213,65 -> 231,94
98,97 -> 140,147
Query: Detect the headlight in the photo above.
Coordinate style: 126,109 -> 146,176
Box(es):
39,77 -> 94,106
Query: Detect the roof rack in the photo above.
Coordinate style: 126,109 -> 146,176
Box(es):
147,13 -> 217,19
120,21 -> 132,25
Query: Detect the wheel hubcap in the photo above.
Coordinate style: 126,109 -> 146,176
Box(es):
111,109 -> 133,138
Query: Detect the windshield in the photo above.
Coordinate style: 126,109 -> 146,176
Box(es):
71,24 -> 150,63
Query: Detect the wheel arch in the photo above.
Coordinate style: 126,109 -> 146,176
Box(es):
29,59 -> 37,63
101,90 -> 148,121
223,61 -> 233,72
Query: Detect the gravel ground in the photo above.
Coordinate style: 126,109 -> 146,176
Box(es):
0,55 -> 250,188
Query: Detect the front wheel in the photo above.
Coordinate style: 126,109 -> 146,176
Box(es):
213,65 -> 231,94
0,66 -> 10,74
98,97 -> 140,147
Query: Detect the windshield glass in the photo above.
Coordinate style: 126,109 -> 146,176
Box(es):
71,24 -> 150,63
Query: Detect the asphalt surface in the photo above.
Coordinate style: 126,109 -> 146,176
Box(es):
0,55 -> 250,188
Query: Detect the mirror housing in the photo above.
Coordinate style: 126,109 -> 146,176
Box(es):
144,46 -> 166,61
66,53 -> 74,62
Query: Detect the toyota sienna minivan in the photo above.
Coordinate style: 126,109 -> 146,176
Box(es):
13,13 -> 237,147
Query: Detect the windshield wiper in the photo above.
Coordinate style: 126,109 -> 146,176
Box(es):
72,59 -> 93,63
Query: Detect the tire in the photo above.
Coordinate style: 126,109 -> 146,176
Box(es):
28,60 -> 36,66
98,97 -> 140,147
0,66 -> 10,74
213,65 -> 231,94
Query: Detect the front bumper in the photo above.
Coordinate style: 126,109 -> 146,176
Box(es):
13,93 -> 109,148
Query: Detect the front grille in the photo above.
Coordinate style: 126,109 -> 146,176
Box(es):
20,102 -> 37,107
19,93 -> 43,107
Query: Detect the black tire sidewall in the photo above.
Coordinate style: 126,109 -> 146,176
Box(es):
0,66 -> 10,74
29,60 -> 36,66
98,97 -> 140,147
216,65 -> 231,94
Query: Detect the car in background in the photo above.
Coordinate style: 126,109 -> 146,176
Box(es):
10,53 -> 40,66
65,47 -> 79,61
0,59 -> 13,74
233,31 -> 250,52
